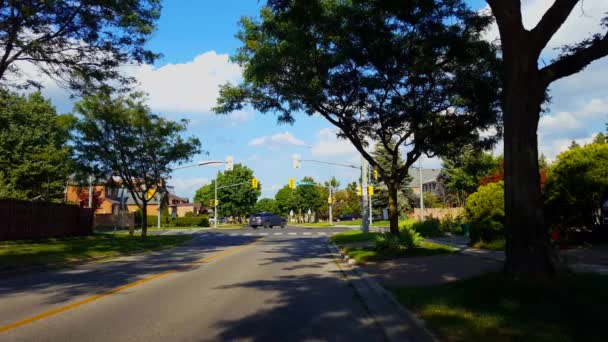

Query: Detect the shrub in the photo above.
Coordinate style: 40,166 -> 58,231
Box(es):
412,218 -> 442,237
465,181 -> 504,243
440,213 -> 464,235
184,211 -> 196,217
171,216 -> 209,227
374,233 -> 403,252
399,225 -> 423,248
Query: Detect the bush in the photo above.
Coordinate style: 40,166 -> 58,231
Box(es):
171,216 -> 209,227
412,218 -> 442,237
465,181 -> 504,243
399,224 -> 423,248
184,211 -> 196,217
374,233 -> 403,252
440,213 -> 464,235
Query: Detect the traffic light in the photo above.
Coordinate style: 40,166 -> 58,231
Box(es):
251,177 -> 259,189
357,186 -> 362,196
327,197 -> 335,204
368,186 -> 374,196
214,199 -> 219,206
373,168 -> 379,181
288,178 -> 295,189
225,156 -> 234,171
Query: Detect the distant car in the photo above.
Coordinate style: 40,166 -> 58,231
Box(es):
337,213 -> 358,221
249,212 -> 287,228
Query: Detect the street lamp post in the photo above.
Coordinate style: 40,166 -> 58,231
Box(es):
418,159 -> 425,221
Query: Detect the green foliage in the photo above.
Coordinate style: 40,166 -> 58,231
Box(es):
439,148 -> 499,206
370,143 -> 414,216
440,213 -> 465,235
545,142 -> 608,230
184,212 -> 196,217
253,198 -> 279,214
399,225 -> 424,249
274,185 -> 296,216
412,218 -> 442,238
73,91 -> 201,236
0,91 -> 73,201
194,164 -> 261,218
216,0 -> 502,233
374,233 -> 403,253
0,1 -> 161,93
171,216 -> 209,227
465,181 -> 505,243
423,193 -> 444,209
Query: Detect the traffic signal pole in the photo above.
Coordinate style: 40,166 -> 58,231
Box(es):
214,172 -> 218,228
328,186 -> 333,226
361,157 -> 370,234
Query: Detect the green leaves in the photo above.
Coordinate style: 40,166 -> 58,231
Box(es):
73,91 -> 201,212
0,91 -> 73,201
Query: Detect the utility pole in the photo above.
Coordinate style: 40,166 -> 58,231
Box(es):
361,157 -> 369,234
157,191 -> 162,228
419,159 -> 425,221
214,171 -> 218,229
368,166 -> 373,226
328,186 -> 333,225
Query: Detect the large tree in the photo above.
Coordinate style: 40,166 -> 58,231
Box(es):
73,91 -> 201,236
0,1 -> 161,93
486,1 -> 608,278
215,0 -> 501,234
0,91 -> 73,200
370,142 -> 413,218
194,164 -> 261,219
274,185 -> 296,217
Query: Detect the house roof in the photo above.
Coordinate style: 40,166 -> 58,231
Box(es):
407,168 -> 441,188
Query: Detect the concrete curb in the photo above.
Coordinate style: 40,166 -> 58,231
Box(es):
327,242 -> 438,342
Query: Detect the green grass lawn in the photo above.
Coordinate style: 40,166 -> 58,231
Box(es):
473,239 -> 506,251
0,233 -> 192,270
344,241 -> 455,264
392,272 -> 608,342
330,230 -> 455,263
335,218 -> 417,227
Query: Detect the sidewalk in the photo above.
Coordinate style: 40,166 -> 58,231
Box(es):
426,235 -> 608,275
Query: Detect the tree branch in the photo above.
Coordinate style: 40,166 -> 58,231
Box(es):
531,0 -> 579,54
540,32 -> 608,85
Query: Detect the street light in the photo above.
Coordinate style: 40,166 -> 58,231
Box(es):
158,160 -> 224,228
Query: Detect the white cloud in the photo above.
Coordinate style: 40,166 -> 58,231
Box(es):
484,1 -> 606,54
130,51 -> 242,114
248,132 -> 308,149
311,128 -> 359,157
169,177 -> 210,200
539,98 -> 607,139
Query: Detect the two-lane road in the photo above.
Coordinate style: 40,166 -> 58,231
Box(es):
0,227 -> 386,341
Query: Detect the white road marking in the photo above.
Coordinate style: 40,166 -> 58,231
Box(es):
229,233 -> 237,236
318,232 -> 327,236
245,233 -> 253,236
274,233 -> 283,236
288,232 -> 297,236
303,232 -> 312,236
260,233 -> 269,236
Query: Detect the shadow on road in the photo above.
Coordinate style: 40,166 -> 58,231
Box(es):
0,235 -> 261,305
211,237 -> 385,342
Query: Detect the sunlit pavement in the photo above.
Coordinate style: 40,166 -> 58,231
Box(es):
0,227 -> 386,341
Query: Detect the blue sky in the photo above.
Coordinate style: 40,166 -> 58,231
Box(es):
39,0 -> 607,201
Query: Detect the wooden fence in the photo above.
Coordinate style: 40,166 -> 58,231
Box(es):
94,212 -> 135,229
0,199 -> 93,241
410,207 -> 464,220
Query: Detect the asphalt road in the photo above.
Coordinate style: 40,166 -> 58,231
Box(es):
0,226 -> 386,342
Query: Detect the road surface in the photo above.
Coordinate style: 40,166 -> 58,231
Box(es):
0,226 -> 386,341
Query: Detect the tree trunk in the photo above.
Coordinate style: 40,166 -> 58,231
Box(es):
387,182 -> 399,235
502,54 -> 563,279
141,204 -> 148,237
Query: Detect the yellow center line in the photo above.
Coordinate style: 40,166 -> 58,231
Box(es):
0,238 -> 261,334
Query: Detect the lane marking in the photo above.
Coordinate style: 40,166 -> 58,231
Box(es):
0,239 -> 260,334
319,232 -> 327,236
288,232 -> 297,236
260,233 -> 268,236
274,233 -> 283,236
303,232 -> 312,236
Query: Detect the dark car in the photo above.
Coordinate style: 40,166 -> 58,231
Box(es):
337,213 -> 358,221
249,212 -> 287,228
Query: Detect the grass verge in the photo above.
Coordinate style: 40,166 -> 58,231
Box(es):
329,230 -> 381,244
472,238 -> 505,251
391,272 -> 608,342
344,241 -> 455,264
0,233 -> 192,271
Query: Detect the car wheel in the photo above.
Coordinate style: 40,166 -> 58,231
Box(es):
251,225 -> 257,229
281,222 -> 286,228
